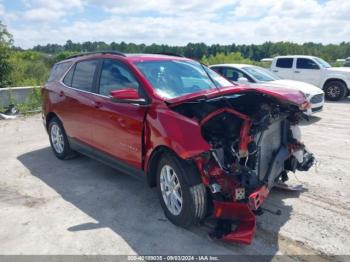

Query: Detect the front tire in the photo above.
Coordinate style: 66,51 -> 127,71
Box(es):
156,152 -> 207,228
324,80 -> 347,101
48,117 -> 74,160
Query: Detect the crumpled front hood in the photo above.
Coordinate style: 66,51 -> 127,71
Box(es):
167,84 -> 308,107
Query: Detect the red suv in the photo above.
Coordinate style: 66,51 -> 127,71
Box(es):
42,52 -> 314,245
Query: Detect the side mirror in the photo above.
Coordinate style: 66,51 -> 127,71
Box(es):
238,77 -> 249,84
110,88 -> 147,105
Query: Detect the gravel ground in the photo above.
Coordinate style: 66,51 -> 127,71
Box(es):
0,99 -> 349,258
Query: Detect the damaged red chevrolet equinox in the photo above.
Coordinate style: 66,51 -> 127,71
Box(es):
42,51 -> 315,245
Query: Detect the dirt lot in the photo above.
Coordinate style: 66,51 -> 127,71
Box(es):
0,99 -> 349,257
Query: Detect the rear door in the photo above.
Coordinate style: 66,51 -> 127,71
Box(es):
272,58 -> 294,79
89,59 -> 147,169
293,58 -> 322,86
57,59 -> 99,145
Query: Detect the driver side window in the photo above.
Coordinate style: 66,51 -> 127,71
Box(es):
223,67 -> 249,82
296,58 -> 320,69
99,60 -> 139,96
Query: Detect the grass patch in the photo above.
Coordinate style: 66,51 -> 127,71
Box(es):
16,87 -> 42,115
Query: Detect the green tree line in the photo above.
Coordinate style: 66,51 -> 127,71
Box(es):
1,20 -> 350,88
33,40 -> 350,62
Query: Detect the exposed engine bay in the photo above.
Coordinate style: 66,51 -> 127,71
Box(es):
171,91 -> 315,244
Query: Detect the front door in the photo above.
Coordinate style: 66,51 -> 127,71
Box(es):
293,58 -> 322,86
90,59 -> 147,169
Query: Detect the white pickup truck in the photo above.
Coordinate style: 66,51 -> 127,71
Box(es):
270,55 -> 350,101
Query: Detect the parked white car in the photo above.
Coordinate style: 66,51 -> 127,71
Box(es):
269,55 -> 350,101
210,64 -> 324,115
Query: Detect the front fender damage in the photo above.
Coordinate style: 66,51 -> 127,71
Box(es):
172,91 -> 315,245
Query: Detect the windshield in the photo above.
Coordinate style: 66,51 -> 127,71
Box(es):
314,57 -> 331,68
242,66 -> 280,82
134,60 -> 232,99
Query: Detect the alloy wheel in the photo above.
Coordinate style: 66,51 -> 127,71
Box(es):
50,123 -> 64,154
326,85 -> 341,98
160,165 -> 183,216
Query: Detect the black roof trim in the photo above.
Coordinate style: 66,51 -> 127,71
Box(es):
66,50 -> 126,59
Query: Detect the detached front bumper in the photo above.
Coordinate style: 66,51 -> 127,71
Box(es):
211,185 -> 269,245
209,147 -> 314,245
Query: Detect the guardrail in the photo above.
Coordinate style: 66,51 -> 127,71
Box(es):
0,86 -> 41,108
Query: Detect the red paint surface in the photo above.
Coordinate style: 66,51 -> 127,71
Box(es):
212,186 -> 270,245
213,201 -> 256,245
110,88 -> 140,100
167,84 -> 307,107
248,185 -> 270,210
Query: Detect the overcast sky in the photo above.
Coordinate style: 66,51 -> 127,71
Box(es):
0,0 -> 349,49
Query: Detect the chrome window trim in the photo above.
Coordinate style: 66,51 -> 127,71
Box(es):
60,80 -> 110,99
58,60 -> 110,99
58,58 -> 150,105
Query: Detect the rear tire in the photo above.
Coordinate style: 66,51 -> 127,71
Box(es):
324,80 -> 347,101
48,117 -> 75,160
156,152 -> 207,228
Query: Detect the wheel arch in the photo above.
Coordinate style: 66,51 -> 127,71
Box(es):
322,78 -> 348,90
46,112 -> 59,131
146,145 -> 202,188
146,145 -> 169,187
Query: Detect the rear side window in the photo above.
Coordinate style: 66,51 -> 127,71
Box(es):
296,58 -> 319,69
71,60 -> 99,92
47,62 -> 72,82
63,65 -> 74,86
276,58 -> 293,68
223,67 -> 246,81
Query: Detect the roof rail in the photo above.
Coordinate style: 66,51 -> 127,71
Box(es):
66,50 -> 126,59
152,52 -> 184,57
